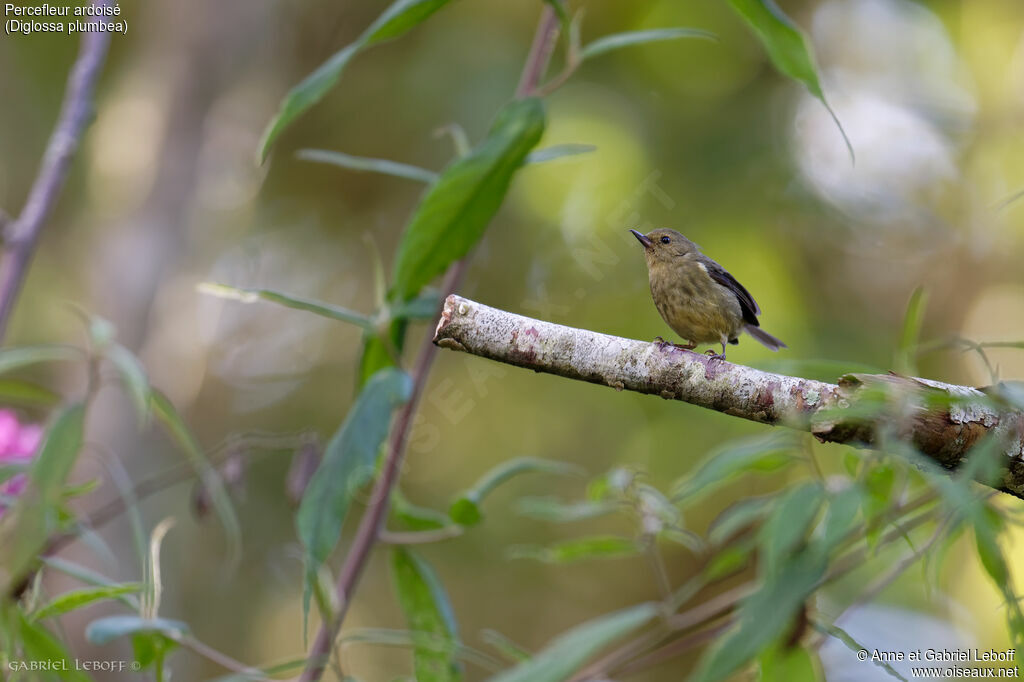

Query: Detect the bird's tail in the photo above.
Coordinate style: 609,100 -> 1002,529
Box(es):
745,324 -> 787,351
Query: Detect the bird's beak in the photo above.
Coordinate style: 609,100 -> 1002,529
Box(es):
630,229 -> 653,249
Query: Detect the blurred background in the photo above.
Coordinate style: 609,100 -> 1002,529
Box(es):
2,0 -> 1024,679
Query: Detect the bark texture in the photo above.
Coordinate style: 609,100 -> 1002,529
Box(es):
434,295 -> 1024,498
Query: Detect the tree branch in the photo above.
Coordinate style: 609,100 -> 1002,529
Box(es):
433,295 -> 1024,498
0,0 -> 114,341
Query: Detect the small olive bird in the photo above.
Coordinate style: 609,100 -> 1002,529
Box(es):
630,228 -> 785,359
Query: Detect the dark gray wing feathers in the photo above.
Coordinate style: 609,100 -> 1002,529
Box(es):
702,257 -> 761,326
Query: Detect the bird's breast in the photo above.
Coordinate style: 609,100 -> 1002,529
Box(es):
648,263 -> 742,343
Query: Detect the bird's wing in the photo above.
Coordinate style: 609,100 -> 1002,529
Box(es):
703,257 -> 761,326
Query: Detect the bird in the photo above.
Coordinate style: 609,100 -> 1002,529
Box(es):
629,228 -> 786,359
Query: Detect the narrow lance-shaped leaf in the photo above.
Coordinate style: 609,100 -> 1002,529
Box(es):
672,433 -> 796,502
448,456 -> 579,526
85,615 -> 189,646
297,149 -> 439,184
0,379 -> 60,407
18,611 -> 92,682
506,536 -> 640,564
32,584 -> 143,621
757,481 -> 824,575
579,27 -> 717,61
391,548 -> 462,682
296,368 -> 413,627
895,286 -> 928,375
0,345 -> 82,376
259,0 -> 454,161
812,621 -> 908,682
0,403 -> 87,592
724,0 -> 852,160
484,603 -> 658,682
150,391 -> 242,568
107,344 -> 151,426
691,550 -> 826,682
524,144 -> 596,165
335,628 -> 502,672
198,282 -> 373,330
391,97 -> 546,301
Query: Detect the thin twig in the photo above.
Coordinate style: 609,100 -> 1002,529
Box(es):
0,0 -> 114,340
178,634 -> 274,681
298,8 -> 565,680
614,620 -> 732,677
298,263 -> 466,682
516,5 -> 561,98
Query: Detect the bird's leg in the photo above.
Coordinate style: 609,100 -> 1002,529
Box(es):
704,341 -> 727,360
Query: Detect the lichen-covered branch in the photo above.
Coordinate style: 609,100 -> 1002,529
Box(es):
433,295 -> 1024,498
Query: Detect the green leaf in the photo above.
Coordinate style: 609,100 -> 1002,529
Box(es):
449,457 -> 579,527
392,489 -> 450,531
359,318 -> 407,390
0,463 -> 26,485
150,390 -> 242,568
707,494 -> 776,545
580,28 -> 717,60
390,290 -> 444,321
259,0 -> 454,161
693,551 -> 826,682
507,536 -> 639,564
391,548 -> 462,681
107,344 -> 150,426
758,482 -> 824,575
895,286 -> 928,375
0,403 -> 89,592
0,378 -> 60,407
812,621 -> 908,681
672,434 -> 795,502
758,645 -> 821,682
29,403 -> 86,499
132,631 -> 179,670
336,628 -> 501,671
297,148 -> 439,184
32,584 -> 143,621
40,557 -> 140,609
724,0 -> 852,160
818,484 -> 863,552
391,97 -> 546,301
198,282 -> 373,330
17,611 -> 92,682
0,345 -> 81,375
524,144 -> 596,165
862,463 -> 896,525
480,629 -> 531,663
484,602 -> 658,682
514,496 -> 617,523
85,615 -> 188,645
297,368 -> 412,625
974,505 -> 1009,587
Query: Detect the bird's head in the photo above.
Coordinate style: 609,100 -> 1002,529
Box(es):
629,228 -> 699,268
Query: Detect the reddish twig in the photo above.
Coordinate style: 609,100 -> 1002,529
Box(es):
0,0 -> 114,341
298,264 -> 463,681
298,8 -> 563,680
515,5 -> 561,97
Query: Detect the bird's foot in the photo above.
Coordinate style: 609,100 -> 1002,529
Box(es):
654,337 -> 697,352
705,349 -> 727,361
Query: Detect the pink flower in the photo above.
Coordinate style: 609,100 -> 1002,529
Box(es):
0,410 -> 44,517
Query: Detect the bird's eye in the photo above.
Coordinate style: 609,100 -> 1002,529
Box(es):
660,236 -> 671,244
